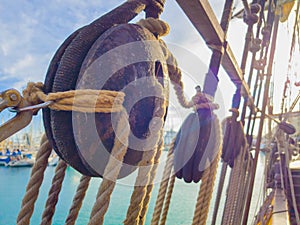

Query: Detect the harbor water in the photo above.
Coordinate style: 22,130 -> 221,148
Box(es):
0,152 -> 265,225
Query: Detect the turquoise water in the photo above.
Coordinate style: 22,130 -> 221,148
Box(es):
0,152 -> 265,225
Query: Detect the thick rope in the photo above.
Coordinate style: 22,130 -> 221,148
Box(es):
159,40 -> 219,111
137,18 -> 170,37
23,82 -> 125,113
41,159 -> 68,225
159,174 -> 175,225
139,134 -> 165,225
65,175 -> 91,225
192,150 -> 221,225
88,110 -> 130,225
124,78 -> 166,225
192,117 -> 222,225
17,134 -> 52,225
151,143 -> 175,225
124,134 -> 163,225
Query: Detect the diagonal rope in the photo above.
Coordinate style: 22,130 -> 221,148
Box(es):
151,142 -> 175,225
65,175 -> 91,225
159,173 -> 175,225
88,110 -> 130,225
138,134 -> 164,225
17,134 -> 52,225
41,159 -> 68,225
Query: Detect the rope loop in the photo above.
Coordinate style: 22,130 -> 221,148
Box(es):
137,18 -> 170,37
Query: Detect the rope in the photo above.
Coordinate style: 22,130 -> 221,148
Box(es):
124,134 -> 164,225
124,76 -> 166,225
211,161 -> 228,225
139,135 -> 164,225
151,143 -> 175,225
41,159 -> 68,225
23,82 -> 125,113
65,175 -> 91,225
159,174 -> 175,225
137,18 -> 170,37
88,110 -> 130,225
192,117 -> 222,225
192,150 -> 221,225
17,134 -> 52,225
221,145 -> 244,225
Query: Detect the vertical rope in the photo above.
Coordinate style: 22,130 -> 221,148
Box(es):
88,110 -> 130,225
191,149 -> 221,225
41,159 -> 68,225
17,134 -> 52,225
138,135 -> 164,225
124,85 -> 166,225
65,175 -> 91,225
221,147 -> 243,225
211,161 -> 228,225
159,174 -> 175,225
191,116 -> 222,225
151,144 -> 175,225
124,136 -> 162,225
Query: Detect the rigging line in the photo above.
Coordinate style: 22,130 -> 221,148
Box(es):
290,0 -> 300,62
242,11 -> 280,225
243,0 -> 270,129
283,138 -> 300,225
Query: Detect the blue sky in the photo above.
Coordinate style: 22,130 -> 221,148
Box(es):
0,0 -> 298,132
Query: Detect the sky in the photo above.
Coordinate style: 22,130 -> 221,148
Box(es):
0,0 -> 299,135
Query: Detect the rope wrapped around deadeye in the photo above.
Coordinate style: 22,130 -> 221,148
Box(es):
15,1 -> 223,224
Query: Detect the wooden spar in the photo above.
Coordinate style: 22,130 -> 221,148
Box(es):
175,0 -> 253,107
242,14 -> 280,225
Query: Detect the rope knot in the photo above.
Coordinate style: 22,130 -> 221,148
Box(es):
191,90 -> 219,111
137,18 -> 170,37
23,82 -> 46,105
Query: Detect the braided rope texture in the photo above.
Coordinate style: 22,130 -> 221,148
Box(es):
23,82 -> 125,113
151,142 -> 175,225
65,175 -> 91,225
192,116 -> 222,225
88,110 -> 130,225
41,160 -> 68,225
124,88 -> 166,225
138,137 -> 164,225
17,134 -> 52,225
159,174 -> 175,225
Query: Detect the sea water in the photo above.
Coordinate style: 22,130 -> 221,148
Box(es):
0,152 -> 265,225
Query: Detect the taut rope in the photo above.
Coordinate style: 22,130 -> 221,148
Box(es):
88,110 -> 130,225
65,175 -> 91,225
41,160 -> 68,225
17,134 -> 52,225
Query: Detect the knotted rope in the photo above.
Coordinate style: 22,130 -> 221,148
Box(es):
17,134 -> 52,225
23,82 -> 125,113
41,159 -> 68,225
65,175 -> 91,225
